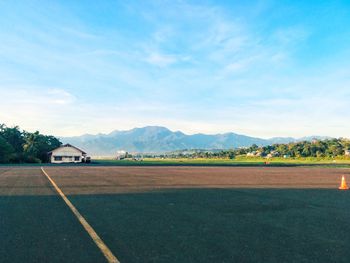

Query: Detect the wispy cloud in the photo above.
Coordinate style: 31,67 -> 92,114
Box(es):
145,52 -> 178,67
47,89 -> 76,104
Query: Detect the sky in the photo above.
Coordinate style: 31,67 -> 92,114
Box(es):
1,0 -> 350,138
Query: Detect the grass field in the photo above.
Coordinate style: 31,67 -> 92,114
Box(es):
93,157 -> 350,167
3,156 -> 350,168
1,166 -> 350,262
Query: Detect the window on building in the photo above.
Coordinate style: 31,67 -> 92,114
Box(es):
54,156 -> 62,161
74,156 -> 80,161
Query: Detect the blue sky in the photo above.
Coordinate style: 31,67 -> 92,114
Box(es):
1,0 -> 350,138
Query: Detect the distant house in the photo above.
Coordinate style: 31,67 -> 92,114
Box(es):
247,151 -> 262,157
48,144 -> 87,163
345,150 -> 350,156
115,150 -> 127,160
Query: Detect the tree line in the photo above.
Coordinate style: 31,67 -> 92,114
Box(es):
242,138 -> 350,158
0,124 -> 62,163
161,138 -> 350,159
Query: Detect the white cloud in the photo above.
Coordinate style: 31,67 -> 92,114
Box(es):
145,52 -> 178,67
2,87 -> 76,106
47,88 -> 75,104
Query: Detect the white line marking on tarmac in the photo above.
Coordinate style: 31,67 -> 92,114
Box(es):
41,167 -> 120,263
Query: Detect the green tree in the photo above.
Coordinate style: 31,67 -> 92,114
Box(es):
0,123 -> 61,163
0,135 -> 14,163
0,125 -> 24,153
23,131 -> 62,162
0,125 -> 25,162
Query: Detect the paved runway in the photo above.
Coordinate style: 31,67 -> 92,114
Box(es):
0,168 -> 106,263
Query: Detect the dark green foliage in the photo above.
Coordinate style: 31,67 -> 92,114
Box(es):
0,123 -> 61,163
0,135 -> 15,163
23,131 -> 61,163
0,125 -> 25,162
265,138 -> 350,158
166,138 -> 350,159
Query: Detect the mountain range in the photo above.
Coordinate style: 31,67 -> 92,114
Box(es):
61,126 -> 330,156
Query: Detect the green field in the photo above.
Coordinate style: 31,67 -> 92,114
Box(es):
93,157 -> 350,167
2,156 -> 350,168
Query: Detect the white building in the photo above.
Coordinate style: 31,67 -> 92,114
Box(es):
115,150 -> 127,160
247,151 -> 262,157
48,144 -> 87,163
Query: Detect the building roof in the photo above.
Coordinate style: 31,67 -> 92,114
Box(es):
48,143 -> 87,154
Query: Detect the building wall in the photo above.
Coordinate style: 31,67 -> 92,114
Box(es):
50,146 -> 84,163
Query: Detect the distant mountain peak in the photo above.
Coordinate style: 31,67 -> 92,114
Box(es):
61,126 -> 330,156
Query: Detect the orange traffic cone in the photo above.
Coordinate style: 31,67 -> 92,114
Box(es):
338,176 -> 349,190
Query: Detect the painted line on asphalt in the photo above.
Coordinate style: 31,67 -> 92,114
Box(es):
41,167 -> 120,263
